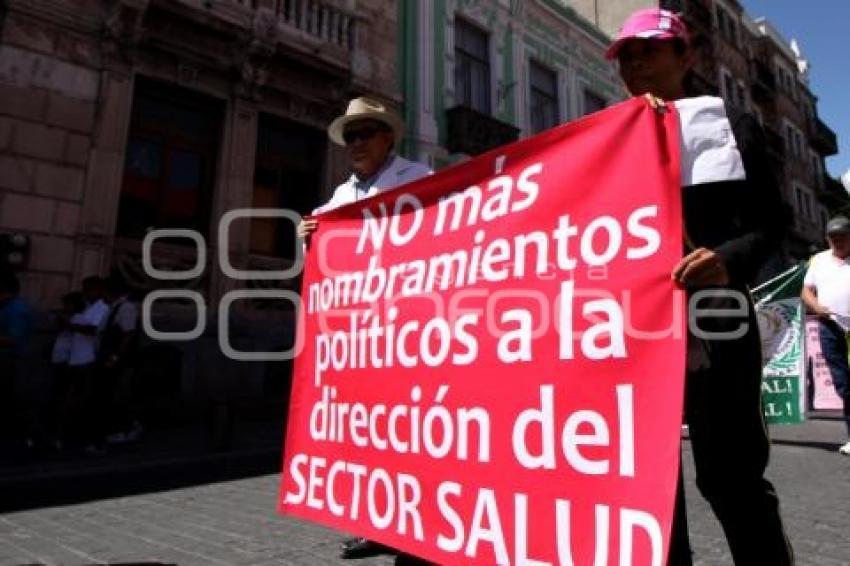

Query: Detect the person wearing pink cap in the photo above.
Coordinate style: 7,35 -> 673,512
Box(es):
608,8 -> 794,566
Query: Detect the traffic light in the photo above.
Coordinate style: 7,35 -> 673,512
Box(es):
0,233 -> 30,270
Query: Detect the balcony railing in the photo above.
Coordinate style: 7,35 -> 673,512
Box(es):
764,126 -> 786,179
181,0 -> 356,52
445,106 -> 520,156
810,118 -> 838,157
751,60 -> 776,103
274,0 -> 355,50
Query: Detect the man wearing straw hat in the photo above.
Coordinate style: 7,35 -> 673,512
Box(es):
297,97 -> 430,560
297,96 -> 431,239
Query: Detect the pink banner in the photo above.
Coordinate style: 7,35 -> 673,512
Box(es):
806,318 -> 843,410
279,98 -> 686,565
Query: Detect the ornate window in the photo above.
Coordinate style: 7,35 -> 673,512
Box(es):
455,18 -> 491,114
529,61 -> 558,133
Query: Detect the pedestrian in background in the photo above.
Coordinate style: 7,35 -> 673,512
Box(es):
0,267 -> 33,452
802,216 -> 850,455
65,275 -> 109,453
97,275 -> 143,446
607,8 -> 793,565
49,290 -> 85,450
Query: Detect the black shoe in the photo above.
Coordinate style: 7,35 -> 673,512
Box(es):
340,537 -> 393,559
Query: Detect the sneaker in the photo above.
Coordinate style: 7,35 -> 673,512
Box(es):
839,441 -> 850,455
340,537 -> 393,559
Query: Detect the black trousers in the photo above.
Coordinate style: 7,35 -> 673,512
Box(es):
817,319 -> 850,436
669,337 -> 794,565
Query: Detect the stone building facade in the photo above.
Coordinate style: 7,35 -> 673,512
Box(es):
398,0 -> 624,165
0,0 -> 400,408
0,0 -> 398,310
678,0 -> 840,260
743,14 -> 839,257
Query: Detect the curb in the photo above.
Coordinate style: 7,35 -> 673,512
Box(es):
0,445 -> 283,513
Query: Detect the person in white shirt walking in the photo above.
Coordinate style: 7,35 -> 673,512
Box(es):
96,275 -> 142,447
66,276 -> 109,451
68,276 -> 109,369
802,216 -> 850,455
49,291 -> 85,449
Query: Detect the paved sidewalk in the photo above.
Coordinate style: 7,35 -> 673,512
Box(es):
1,418 -> 847,565
0,415 -> 285,513
683,419 -> 850,565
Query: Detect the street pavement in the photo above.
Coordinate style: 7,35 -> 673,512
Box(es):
1,418 -> 848,566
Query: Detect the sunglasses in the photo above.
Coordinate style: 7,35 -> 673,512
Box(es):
343,126 -> 385,145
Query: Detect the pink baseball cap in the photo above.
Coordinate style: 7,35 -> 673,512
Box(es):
605,8 -> 690,60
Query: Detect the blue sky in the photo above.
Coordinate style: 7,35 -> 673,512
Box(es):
742,0 -> 848,178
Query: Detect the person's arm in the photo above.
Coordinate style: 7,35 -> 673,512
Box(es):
801,285 -> 832,319
71,303 -> 108,336
298,183 -> 343,246
297,217 -> 319,239
672,247 -> 729,287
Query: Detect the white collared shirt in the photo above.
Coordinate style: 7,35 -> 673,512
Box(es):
68,300 -> 109,366
313,155 -> 432,214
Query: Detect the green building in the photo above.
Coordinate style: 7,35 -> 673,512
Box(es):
397,0 -> 624,167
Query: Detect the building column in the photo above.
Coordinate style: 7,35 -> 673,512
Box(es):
209,97 -> 259,303
72,69 -> 135,285
415,0 -> 438,160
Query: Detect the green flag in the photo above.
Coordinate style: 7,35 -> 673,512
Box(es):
752,264 -> 807,424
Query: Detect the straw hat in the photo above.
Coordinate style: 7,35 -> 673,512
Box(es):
327,96 -> 404,146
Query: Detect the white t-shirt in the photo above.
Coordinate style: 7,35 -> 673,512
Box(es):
313,155 -> 432,214
804,250 -> 850,331
51,330 -> 72,364
68,300 -> 109,367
